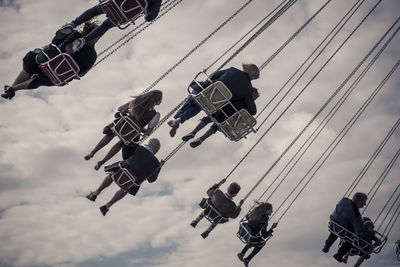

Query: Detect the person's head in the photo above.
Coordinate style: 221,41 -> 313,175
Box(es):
80,22 -> 100,46
227,182 -> 241,197
249,202 -> 273,221
129,90 -> 163,120
352,192 -> 368,209
251,87 -> 260,100
147,138 -> 161,154
242,63 -> 260,80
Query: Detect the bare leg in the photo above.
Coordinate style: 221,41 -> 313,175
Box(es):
94,141 -> 123,170
85,133 -> 115,160
12,70 -> 31,86
12,79 -> 35,91
94,174 -> 113,195
105,189 -> 127,208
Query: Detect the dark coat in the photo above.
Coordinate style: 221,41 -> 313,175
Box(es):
191,67 -> 257,115
331,198 -> 371,243
245,214 -> 273,239
207,184 -> 241,219
145,0 -> 162,21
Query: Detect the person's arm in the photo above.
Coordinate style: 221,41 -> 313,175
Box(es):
230,206 -> 241,219
144,0 -> 162,21
206,184 -> 219,197
244,95 -> 257,115
261,222 -> 278,238
143,112 -> 160,135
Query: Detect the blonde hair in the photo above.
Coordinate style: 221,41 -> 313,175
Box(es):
129,90 -> 163,120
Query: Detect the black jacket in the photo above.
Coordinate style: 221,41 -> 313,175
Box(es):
145,0 -> 162,21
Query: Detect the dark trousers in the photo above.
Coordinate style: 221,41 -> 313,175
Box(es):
240,244 -> 263,261
337,241 -> 353,258
72,5 -> 115,42
324,233 -> 338,249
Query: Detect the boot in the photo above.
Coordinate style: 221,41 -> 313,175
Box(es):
56,23 -> 75,38
190,138 -> 203,148
1,86 -> 15,100
86,191 -> 98,202
99,205 -> 109,216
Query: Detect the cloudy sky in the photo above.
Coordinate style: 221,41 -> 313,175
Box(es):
0,0 -> 399,267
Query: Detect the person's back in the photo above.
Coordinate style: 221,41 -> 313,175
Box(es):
209,188 -> 238,218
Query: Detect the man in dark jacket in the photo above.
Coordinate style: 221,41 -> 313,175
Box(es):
322,192 -> 372,263
86,138 -> 163,216
57,0 -> 162,53
190,182 -> 241,238
2,22 -> 99,100
168,63 -> 260,137
182,87 -> 259,147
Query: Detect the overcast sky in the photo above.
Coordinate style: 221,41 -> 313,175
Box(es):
0,0 -> 399,267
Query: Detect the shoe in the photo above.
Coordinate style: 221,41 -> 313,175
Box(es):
201,231 -> 209,239
1,85 -> 15,100
99,205 -> 109,216
243,258 -> 249,267
56,23 -> 75,38
333,253 -> 343,263
190,220 -> 198,228
237,253 -> 244,262
167,120 -> 179,137
86,192 -> 97,202
182,132 -> 195,142
190,138 -> 202,148
66,38 -> 86,54
322,245 -> 329,253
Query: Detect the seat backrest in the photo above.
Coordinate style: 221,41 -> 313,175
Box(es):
192,81 -> 232,114
111,167 -> 139,192
111,115 -> 142,145
100,0 -> 148,27
218,109 -> 257,141
39,53 -> 80,86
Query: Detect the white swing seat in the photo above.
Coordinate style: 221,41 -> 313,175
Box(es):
237,221 -> 270,246
202,199 -> 229,225
100,0 -> 148,29
217,109 -> 257,142
38,44 -> 80,86
111,115 -> 143,145
191,81 -> 233,115
328,219 -> 386,254
110,166 -> 140,192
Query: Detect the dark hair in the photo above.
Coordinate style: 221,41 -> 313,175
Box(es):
227,182 -> 241,195
242,63 -> 260,79
80,22 -> 99,37
129,90 -> 163,120
352,192 -> 367,203
252,87 -> 260,99
248,202 -> 272,221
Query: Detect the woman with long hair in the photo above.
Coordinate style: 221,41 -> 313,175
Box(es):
2,22 -> 99,100
237,202 -> 278,266
84,90 -> 163,170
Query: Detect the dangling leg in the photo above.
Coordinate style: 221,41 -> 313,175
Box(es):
83,19 -> 114,43
99,189 -> 127,216
182,117 -> 210,141
2,78 -> 35,100
94,141 -> 123,171
238,244 -> 251,262
201,223 -> 217,239
322,232 -> 338,253
168,96 -> 202,137
12,70 -> 31,86
87,174 -> 113,202
85,133 -> 115,160
244,245 -> 263,265
190,124 -> 218,148
334,241 -> 352,263
190,212 -> 204,228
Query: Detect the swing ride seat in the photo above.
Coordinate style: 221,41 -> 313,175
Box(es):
217,109 -> 257,142
201,198 -> 229,225
328,219 -> 386,255
37,44 -> 80,86
189,71 -> 257,141
100,0 -> 148,29
111,115 -> 143,145
110,165 -> 140,192
190,81 -> 233,114
237,220 -> 270,247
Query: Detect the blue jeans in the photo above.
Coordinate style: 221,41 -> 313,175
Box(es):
174,89 -> 202,123
72,5 -> 115,42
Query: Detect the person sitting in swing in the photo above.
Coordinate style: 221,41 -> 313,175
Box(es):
86,138 -> 163,216
84,90 -> 162,171
322,192 -> 372,263
237,202 -> 278,267
56,0 -> 162,53
167,63 -> 260,137
182,87 -> 260,147
342,217 -> 382,265
190,182 -> 241,238
2,22 -> 100,100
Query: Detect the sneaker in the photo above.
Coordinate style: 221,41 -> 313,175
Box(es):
66,38 -> 86,54
182,132 -> 195,142
1,86 -> 15,100
190,138 -> 202,148
190,220 -> 198,228
333,253 -> 343,263
322,245 -> 329,253
56,23 -> 75,38
243,258 -> 249,267
86,192 -> 97,202
201,231 -> 209,239
99,205 -> 109,216
237,253 -> 244,262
